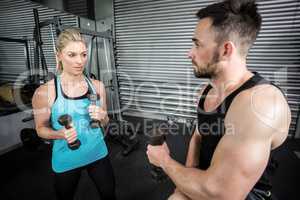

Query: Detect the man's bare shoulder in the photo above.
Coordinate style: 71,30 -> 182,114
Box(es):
225,84 -> 291,141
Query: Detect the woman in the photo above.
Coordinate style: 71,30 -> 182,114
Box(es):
32,28 -> 116,200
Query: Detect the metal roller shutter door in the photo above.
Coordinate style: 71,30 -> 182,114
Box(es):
114,0 -> 300,137
0,0 -> 78,85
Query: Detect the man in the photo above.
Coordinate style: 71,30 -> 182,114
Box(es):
146,0 -> 291,200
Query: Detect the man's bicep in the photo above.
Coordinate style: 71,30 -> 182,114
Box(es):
207,134 -> 271,199
206,90 -> 277,199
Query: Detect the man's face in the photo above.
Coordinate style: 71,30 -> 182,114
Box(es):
188,18 -> 220,79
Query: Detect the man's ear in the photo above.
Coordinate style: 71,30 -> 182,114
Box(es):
220,41 -> 234,61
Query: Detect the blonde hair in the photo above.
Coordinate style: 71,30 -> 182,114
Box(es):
56,28 -> 86,72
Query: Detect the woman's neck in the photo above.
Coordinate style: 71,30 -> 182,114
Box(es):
60,72 -> 84,83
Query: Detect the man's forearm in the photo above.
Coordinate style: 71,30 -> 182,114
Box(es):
185,131 -> 202,167
172,130 -> 202,196
161,156 -> 215,200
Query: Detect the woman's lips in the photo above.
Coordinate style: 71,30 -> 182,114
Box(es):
74,66 -> 83,70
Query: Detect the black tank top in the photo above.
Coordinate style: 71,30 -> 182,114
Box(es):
197,72 -> 279,200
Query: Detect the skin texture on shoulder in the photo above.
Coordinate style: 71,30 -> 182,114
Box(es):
225,84 -> 291,149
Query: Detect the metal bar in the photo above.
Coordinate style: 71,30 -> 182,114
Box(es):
40,41 -> 48,82
0,37 -> 27,44
61,25 -> 112,39
96,37 -> 100,80
108,37 -> 123,121
33,8 -> 41,84
86,35 -> 95,78
39,18 -> 61,29
23,37 -> 31,74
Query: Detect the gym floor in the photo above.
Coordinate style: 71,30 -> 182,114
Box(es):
1,124 -> 300,200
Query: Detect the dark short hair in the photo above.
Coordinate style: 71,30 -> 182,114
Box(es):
197,0 -> 262,56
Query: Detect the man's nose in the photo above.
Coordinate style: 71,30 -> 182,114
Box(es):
187,48 -> 194,59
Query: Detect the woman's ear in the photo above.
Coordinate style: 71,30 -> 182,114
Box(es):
56,52 -> 61,61
55,53 -> 63,72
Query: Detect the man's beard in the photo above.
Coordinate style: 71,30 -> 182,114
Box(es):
193,50 -> 220,79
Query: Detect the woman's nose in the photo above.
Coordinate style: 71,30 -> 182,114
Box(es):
76,56 -> 84,64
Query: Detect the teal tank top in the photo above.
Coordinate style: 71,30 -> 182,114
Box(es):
50,75 -> 108,173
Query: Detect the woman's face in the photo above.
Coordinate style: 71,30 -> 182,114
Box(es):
58,41 -> 87,76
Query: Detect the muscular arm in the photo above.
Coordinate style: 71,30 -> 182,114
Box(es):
32,83 -> 64,140
185,128 -> 202,168
171,129 -> 202,199
160,85 -> 291,200
92,80 -> 109,126
171,88 -> 204,198
185,85 -> 206,168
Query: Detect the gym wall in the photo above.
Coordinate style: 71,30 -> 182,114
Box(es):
0,0 -> 79,154
0,0 -> 79,85
113,0 -> 300,137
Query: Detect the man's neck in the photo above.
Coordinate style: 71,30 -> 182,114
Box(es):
210,60 -> 252,96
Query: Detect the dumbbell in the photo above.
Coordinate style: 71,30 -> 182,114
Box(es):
148,126 -> 168,182
88,94 -> 102,128
58,114 -> 81,150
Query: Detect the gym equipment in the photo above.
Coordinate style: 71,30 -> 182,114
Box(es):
20,128 -> 42,151
105,120 -> 139,156
58,114 -> 81,150
80,22 -> 139,156
88,93 -> 102,128
147,125 -> 168,182
33,8 -> 60,84
0,36 -> 37,113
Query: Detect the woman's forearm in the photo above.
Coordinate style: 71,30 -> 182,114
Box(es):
36,126 -> 64,140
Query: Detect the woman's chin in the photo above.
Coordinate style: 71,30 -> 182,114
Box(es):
69,71 -> 83,76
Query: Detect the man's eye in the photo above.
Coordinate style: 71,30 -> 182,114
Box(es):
82,53 -> 87,57
68,53 -> 75,57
